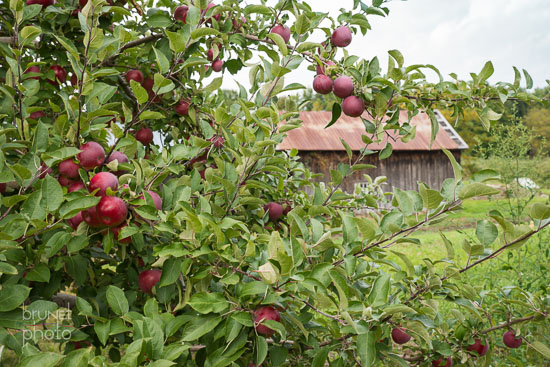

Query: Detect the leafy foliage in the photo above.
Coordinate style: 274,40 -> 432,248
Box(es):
0,0 -> 549,366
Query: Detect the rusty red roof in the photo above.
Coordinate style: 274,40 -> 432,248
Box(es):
278,110 -> 468,151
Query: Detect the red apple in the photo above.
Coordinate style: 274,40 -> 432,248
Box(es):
68,212 -> 84,230
106,151 -> 129,164
48,65 -> 67,86
142,77 -> 154,92
503,331 -> 522,349
313,75 -> 333,95
271,24 -> 290,43
333,76 -> 354,98
203,2 -> 221,22
70,73 -> 78,87
68,182 -> 86,192
254,306 -> 280,336
0,183 -> 6,194
82,205 -> 103,228
233,16 -> 246,30
331,26 -> 352,47
58,175 -> 78,187
142,190 -> 162,210
29,111 -> 45,120
97,196 -> 127,227
89,172 -> 118,196
209,135 -> 224,149
39,164 -> 52,179
125,69 -> 144,84
316,61 -> 335,75
138,269 -> 162,294
264,202 -> 283,221
467,338 -> 489,356
26,0 -> 54,8
77,142 -> 105,170
109,224 -> 132,244
212,59 -> 223,72
175,100 -> 190,116
342,96 -> 364,117
391,327 -> 411,344
24,66 -> 41,80
282,202 -> 292,216
207,48 -> 214,61
432,357 -> 452,367
135,127 -> 153,146
58,159 -> 80,178
174,5 -> 188,22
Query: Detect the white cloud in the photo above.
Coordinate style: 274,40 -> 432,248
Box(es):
218,0 -> 550,91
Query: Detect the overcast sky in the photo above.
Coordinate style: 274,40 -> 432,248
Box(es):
220,0 -> 550,91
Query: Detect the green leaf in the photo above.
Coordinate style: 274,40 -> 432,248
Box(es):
367,274 -> 391,308
256,336 -> 268,365
531,341 -> 550,360
203,77 -> 223,93
357,330 -> 376,367
61,348 -> 90,367
523,69 -> 533,89
146,12 -> 172,28
153,47 -> 170,74
478,61 -> 494,83
59,196 -> 100,219
191,28 -> 219,39
426,109 -> 439,147
0,262 -> 18,275
165,30 -> 187,53
458,183 -> 499,200
382,304 -> 416,315
188,292 -> 228,314
418,183 -> 443,209
41,175 -> 63,212
267,33 -> 288,56
243,4 -> 272,15
181,315 -> 222,341
106,285 -> 129,315
295,14 -> 310,35
530,203 -> 550,220
388,49 -> 404,67
390,251 -> 414,276
0,284 -> 31,311
325,102 -> 341,128
130,80 -> 148,104
442,148 -> 463,183
159,257 -> 182,287
239,281 -> 268,297
296,42 -> 320,53
19,353 -> 65,367
25,263 -> 51,282
311,346 -> 330,367
94,320 -> 110,346
20,25 -> 41,46
21,190 -> 46,220
475,220 -> 498,246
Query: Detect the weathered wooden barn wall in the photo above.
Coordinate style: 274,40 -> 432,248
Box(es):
299,150 -> 461,192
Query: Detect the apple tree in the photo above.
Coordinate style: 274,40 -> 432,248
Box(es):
0,0 -> 549,366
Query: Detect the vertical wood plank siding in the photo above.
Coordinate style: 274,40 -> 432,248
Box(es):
299,150 -> 461,192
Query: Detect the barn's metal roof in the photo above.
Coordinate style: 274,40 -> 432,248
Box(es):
278,110 -> 468,151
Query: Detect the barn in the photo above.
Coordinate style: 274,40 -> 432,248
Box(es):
278,110 -> 468,192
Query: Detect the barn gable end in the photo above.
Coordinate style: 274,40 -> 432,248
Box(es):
278,110 -> 467,192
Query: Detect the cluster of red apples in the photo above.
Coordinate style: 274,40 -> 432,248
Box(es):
125,69 -> 192,117
173,3 -> 228,72
56,141 -> 164,294
310,26 -> 365,118
390,326 -> 523,366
